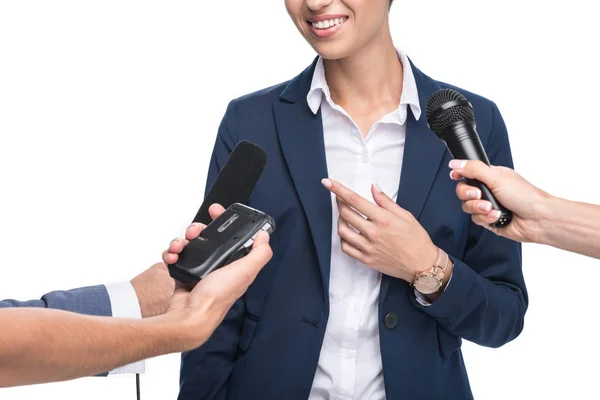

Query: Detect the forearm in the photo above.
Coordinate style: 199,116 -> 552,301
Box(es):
417,258 -> 526,347
0,308 -> 197,388
536,196 -> 600,259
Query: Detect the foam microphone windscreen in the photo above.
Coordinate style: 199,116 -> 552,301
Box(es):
192,140 -> 267,225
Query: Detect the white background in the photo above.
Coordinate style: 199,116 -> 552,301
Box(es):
1,1 -> 599,399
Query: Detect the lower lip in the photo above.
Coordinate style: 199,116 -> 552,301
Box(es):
307,20 -> 347,39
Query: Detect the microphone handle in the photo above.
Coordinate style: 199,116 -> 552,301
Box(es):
444,123 -> 513,228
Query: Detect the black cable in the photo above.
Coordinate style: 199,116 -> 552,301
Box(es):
136,373 -> 141,400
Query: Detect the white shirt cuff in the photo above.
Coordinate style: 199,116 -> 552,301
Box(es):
104,282 -> 145,374
414,270 -> 454,307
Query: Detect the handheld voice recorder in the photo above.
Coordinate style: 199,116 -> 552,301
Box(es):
168,203 -> 275,284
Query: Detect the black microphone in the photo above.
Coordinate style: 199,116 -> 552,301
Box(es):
167,139 -> 268,283
192,139 -> 267,225
426,89 -> 512,228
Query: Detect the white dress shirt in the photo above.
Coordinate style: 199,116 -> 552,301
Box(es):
306,49 -> 424,400
105,282 -> 145,374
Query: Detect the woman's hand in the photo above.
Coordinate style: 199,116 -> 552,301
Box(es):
322,178 -> 439,284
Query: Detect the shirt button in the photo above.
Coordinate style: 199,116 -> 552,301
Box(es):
384,312 -> 398,329
343,350 -> 354,359
361,152 -> 369,163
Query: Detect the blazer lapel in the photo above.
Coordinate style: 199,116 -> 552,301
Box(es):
380,59 -> 447,305
273,60 -> 333,304
273,59 -> 447,308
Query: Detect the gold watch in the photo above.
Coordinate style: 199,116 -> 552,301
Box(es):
412,247 -> 449,295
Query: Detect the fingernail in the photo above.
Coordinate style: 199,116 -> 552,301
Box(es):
321,178 -> 332,188
449,160 -> 467,169
373,183 -> 382,193
449,170 -> 463,180
491,210 -> 502,220
478,202 -> 492,212
466,189 -> 481,199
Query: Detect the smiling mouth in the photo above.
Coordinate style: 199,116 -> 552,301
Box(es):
307,17 -> 348,30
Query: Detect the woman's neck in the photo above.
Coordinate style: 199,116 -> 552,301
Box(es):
323,24 -> 403,108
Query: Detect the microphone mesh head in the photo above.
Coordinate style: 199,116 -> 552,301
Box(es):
426,89 -> 474,137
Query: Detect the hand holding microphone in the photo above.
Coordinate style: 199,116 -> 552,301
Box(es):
448,159 -> 551,243
426,89 -> 513,228
449,158 -> 600,261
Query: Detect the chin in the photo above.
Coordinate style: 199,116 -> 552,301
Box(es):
310,41 -> 356,61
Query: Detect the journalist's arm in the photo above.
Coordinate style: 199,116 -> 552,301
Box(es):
0,244 -> 175,377
449,159 -> 600,259
0,213 -> 272,388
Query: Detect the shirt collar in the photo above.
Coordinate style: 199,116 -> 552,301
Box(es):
306,47 -> 422,124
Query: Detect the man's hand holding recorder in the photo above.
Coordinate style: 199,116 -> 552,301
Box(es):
161,203 -> 273,351
0,203 -> 272,388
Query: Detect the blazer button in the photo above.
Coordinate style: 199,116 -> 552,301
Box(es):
384,312 -> 398,329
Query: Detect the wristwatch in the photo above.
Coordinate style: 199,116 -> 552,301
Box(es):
412,247 -> 450,295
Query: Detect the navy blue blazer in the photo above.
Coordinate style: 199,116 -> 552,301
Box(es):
179,59 -> 528,400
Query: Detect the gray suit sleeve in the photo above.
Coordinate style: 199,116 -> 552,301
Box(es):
0,284 -> 113,317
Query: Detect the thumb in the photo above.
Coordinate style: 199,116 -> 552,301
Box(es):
252,231 -> 270,247
208,203 -> 226,221
231,232 -> 273,279
449,160 -> 499,188
189,234 -> 273,301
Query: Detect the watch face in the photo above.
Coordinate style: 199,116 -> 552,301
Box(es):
415,275 -> 441,294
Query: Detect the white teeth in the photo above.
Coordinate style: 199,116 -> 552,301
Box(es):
311,17 -> 346,30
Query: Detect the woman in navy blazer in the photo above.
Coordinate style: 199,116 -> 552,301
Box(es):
179,1 -> 527,399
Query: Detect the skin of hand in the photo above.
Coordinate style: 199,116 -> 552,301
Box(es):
321,178 -> 449,294
0,204 -> 272,389
130,262 -> 175,318
161,203 -> 273,348
449,159 -> 551,243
